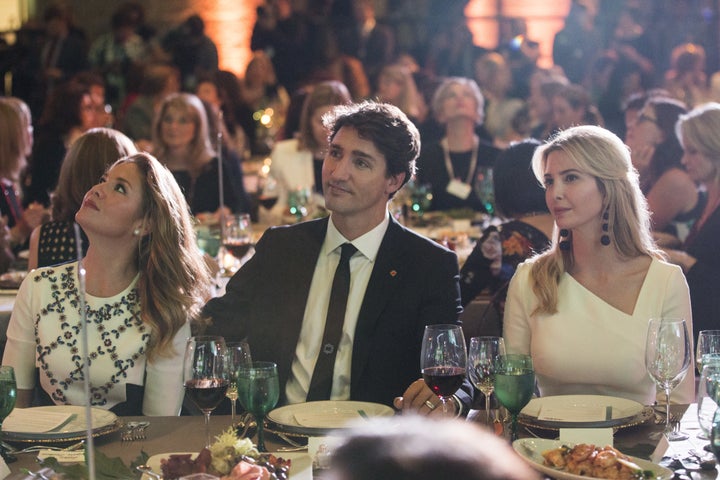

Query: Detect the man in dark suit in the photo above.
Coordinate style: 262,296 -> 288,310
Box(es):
203,101 -> 471,415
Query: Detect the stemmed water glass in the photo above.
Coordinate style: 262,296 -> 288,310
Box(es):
697,330 -> 720,373
420,324 -> 467,416
645,317 -> 691,441
183,336 -> 229,448
467,336 -> 505,425
0,366 -> 16,462
494,354 -> 534,442
225,341 -> 252,426
697,361 -> 720,440
236,361 -> 280,452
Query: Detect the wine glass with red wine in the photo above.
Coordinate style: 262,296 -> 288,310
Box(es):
223,213 -> 253,266
183,336 -> 229,448
421,324 -> 467,416
257,171 -> 279,211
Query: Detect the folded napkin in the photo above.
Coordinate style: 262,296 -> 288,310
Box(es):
538,405 -> 610,423
294,411 -> 363,428
3,408 -> 74,433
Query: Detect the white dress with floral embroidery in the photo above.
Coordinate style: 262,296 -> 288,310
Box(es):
3,262 -> 189,415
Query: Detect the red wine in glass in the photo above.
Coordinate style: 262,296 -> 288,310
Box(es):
258,195 -> 279,210
420,324 -> 467,415
184,378 -> 229,411
183,336 -> 228,448
422,366 -> 466,397
224,241 -> 252,259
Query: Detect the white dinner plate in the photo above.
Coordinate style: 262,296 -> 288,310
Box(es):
142,451 -> 311,480
2,405 -> 120,443
519,395 -> 645,429
512,438 -> 673,480
266,400 -> 394,436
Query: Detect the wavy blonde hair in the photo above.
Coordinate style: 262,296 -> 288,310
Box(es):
528,125 -> 662,314
113,152 -> 212,359
675,102 -> 720,185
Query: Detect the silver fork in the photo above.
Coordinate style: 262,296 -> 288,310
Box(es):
274,432 -> 307,451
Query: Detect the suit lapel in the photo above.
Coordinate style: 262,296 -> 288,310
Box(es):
350,218 -> 406,392
273,219 -> 328,393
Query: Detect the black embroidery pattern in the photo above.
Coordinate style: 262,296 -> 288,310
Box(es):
33,265 -> 148,407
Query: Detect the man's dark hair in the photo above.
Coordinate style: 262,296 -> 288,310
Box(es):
322,101 -> 419,192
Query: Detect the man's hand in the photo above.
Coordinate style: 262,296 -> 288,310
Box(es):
393,378 -> 457,417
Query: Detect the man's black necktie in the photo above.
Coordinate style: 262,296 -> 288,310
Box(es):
306,243 -> 357,401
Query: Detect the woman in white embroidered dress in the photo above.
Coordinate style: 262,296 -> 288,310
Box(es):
503,125 -> 695,405
4,152 -> 212,415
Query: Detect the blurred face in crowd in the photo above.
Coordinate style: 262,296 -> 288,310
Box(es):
681,137 -> 716,184
79,93 -> 99,132
436,82 -> 480,124
196,81 -> 221,109
311,106 -> 334,152
625,104 -> 662,172
378,72 -> 403,104
552,96 -> 585,131
160,106 -> 196,151
529,82 -> 552,124
543,149 -> 604,236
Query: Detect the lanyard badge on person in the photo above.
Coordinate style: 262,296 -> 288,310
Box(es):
442,136 -> 478,200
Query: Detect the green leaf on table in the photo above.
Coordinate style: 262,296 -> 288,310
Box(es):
39,449 -> 149,479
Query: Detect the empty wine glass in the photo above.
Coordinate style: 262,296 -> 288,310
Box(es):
467,336 -> 505,425
0,366 -> 16,462
645,317 -> 691,441
225,341 -> 253,425
420,324 -> 467,416
236,361 -> 280,452
697,330 -> 720,372
697,361 -> 720,440
183,336 -> 229,448
494,354 -> 534,442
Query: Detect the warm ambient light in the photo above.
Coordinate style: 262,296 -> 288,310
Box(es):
202,0 -> 262,78
465,0 -> 571,68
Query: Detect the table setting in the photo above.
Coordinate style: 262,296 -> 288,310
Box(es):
464,326 -> 720,479
4,323 -> 720,480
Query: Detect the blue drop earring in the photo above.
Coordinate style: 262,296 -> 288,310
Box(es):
559,229 -> 571,251
601,211 -> 610,246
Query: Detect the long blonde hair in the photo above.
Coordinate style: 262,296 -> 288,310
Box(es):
528,125 -> 662,314
114,153 -> 212,358
675,102 -> 720,186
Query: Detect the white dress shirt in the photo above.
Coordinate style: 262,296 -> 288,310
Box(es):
285,212 -> 389,403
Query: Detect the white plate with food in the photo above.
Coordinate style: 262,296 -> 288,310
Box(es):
512,438 -> 673,480
2,405 -> 120,443
266,400 -> 394,436
518,395 -> 646,429
142,451 -> 311,480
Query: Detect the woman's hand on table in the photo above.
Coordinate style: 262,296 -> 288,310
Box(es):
393,378 -> 457,417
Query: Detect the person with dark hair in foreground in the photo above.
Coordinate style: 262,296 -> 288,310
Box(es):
326,415 -> 541,480
203,101 -> 471,414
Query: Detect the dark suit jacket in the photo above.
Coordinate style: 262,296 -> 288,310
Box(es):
203,216 -> 470,409
685,206 -> 720,346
